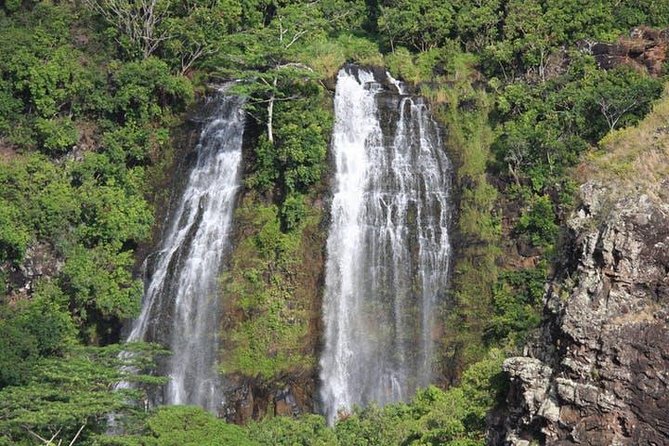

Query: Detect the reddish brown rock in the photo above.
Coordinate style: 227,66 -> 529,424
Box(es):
591,27 -> 669,76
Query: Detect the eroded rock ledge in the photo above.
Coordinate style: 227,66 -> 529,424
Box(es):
491,181 -> 669,445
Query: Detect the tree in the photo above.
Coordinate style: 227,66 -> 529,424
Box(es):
107,57 -> 193,124
378,0 -> 455,52
161,0 -> 243,75
84,0 -> 172,58
502,0 -> 552,79
614,0 -> 669,28
252,3 -> 326,144
591,68 -> 663,132
137,406 -> 256,446
0,343 -> 167,445
212,1 -> 331,212
455,0 -> 502,52
543,0 -> 614,43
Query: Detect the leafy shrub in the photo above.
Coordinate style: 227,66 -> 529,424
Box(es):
34,117 -> 79,154
0,79 -> 22,134
0,291 -> 75,388
76,182 -> 153,246
60,244 -> 143,328
485,268 -> 546,345
516,195 -> 558,248
24,46 -> 95,118
0,199 -> 31,263
280,193 -> 307,231
139,406 -> 256,446
249,414 -> 336,446
108,58 -> 193,124
101,123 -> 169,167
246,136 -> 278,192
32,177 -> 80,238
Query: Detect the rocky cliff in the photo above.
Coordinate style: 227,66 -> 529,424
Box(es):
590,26 -> 668,76
491,178 -> 669,445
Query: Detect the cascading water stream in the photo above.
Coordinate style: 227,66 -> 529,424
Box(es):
320,67 -> 452,423
123,91 -> 244,413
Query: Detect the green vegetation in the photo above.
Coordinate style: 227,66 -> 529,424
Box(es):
0,2 -> 192,346
1,0 -> 667,444
0,2 -> 196,443
98,406 -> 257,446
329,350 -> 506,446
218,52 -> 334,386
485,268 -> 547,345
220,198 -> 323,381
97,349 -> 504,446
378,6 -> 665,381
426,69 -> 502,374
0,342 -> 167,446
583,82 -> 669,198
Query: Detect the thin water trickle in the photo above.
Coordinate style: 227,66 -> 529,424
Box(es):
320,67 -> 452,424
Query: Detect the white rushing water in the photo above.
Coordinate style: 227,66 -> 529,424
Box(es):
320,67 -> 452,423
124,92 -> 244,412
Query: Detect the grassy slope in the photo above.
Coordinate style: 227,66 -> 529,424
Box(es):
581,82 -> 669,200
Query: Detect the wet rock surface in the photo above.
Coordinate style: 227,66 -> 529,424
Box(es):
222,374 -> 314,423
491,181 -> 669,445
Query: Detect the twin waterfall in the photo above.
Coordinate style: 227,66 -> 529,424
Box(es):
125,92 -> 244,412
320,68 -> 452,422
124,68 -> 451,420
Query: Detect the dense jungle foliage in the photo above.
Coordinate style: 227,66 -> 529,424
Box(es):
0,0 -> 667,444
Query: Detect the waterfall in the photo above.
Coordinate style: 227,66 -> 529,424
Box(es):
124,91 -> 244,413
320,67 -> 452,423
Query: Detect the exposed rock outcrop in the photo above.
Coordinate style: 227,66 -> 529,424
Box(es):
492,180 -> 669,445
222,374 -> 314,423
589,27 -> 669,76
1,242 -> 63,303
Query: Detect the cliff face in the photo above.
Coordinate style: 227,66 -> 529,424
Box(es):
590,27 -> 668,76
218,196 -> 326,423
216,106 -> 329,422
492,180 -> 669,445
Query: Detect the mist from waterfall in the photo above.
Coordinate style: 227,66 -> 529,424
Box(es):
320,67 -> 452,423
